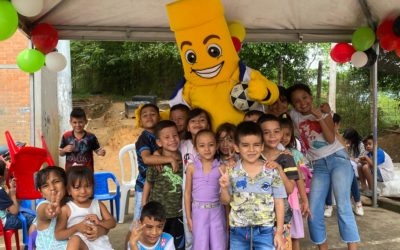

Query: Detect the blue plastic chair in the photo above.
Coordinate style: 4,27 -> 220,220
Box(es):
18,200 -> 37,247
93,172 -> 120,222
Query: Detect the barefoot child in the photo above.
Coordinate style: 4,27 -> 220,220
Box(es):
55,167 -> 116,249
185,130 -> 226,250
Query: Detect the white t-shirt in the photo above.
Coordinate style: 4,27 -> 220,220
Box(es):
289,109 -> 344,161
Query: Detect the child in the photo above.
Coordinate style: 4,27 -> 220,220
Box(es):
35,166 -> 68,249
185,129 -> 226,250
0,161 -> 35,231
215,123 -> 237,167
59,107 -> 106,173
170,104 -> 190,140
342,128 -> 365,216
286,83 -> 359,249
359,135 -> 395,195
219,121 -> 286,250
180,108 -> 212,250
129,201 -> 175,250
142,120 -> 184,250
266,86 -> 289,117
55,167 -> 116,249
279,115 -> 311,250
243,110 -> 264,123
258,114 -> 300,250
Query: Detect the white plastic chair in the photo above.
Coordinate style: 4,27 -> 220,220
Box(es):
118,143 -> 138,223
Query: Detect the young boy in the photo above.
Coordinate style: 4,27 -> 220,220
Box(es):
0,161 -> 35,231
219,121 -> 286,250
169,104 -> 190,140
59,107 -> 106,173
258,114 -> 305,250
359,135 -> 395,195
142,120 -> 184,250
129,201 -> 175,250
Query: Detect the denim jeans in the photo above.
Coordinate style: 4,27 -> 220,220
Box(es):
325,173 -> 361,205
308,149 -> 360,244
230,226 -> 275,250
4,211 -> 35,230
130,191 -> 143,230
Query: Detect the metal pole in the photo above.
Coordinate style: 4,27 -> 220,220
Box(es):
29,40 -> 35,146
371,43 -> 379,207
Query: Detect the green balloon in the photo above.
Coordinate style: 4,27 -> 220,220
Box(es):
0,1 -> 18,41
17,49 -> 45,73
352,27 -> 375,51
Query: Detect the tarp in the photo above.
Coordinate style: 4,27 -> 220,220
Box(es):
19,0 -> 400,42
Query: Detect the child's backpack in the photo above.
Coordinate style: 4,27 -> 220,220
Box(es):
300,164 -> 313,194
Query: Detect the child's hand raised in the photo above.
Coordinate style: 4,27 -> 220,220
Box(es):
310,107 -> 324,121
218,167 -> 230,189
63,144 -> 75,153
46,190 -> 62,218
265,161 -> 282,172
129,221 -> 145,246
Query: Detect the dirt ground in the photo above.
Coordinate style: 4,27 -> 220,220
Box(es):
82,96 -> 400,184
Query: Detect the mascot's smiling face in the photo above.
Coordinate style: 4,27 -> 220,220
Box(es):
175,17 -> 239,85
167,0 -> 239,85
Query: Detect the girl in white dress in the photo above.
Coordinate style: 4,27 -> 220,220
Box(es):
55,167 -> 116,250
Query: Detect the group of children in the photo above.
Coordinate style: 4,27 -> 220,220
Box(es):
1,82 -> 396,250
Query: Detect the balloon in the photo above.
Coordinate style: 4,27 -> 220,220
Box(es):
351,51 -> 368,68
393,16 -> 400,36
351,27 -> 375,51
11,0 -> 43,17
228,21 -> 246,42
0,1 -> 18,41
31,23 -> 59,54
231,36 -> 241,52
380,33 -> 399,51
377,17 -> 395,39
17,49 -> 45,73
45,52 -> 67,72
330,43 -> 355,63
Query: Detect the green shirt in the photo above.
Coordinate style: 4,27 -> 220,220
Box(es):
147,162 -> 183,218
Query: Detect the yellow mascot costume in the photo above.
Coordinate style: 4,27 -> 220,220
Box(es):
166,0 -> 279,131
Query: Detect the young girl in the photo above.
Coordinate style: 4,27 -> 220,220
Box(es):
184,130 -> 226,250
35,166 -> 68,250
280,115 -> 311,250
180,108 -> 212,250
55,167 -> 116,250
286,83 -> 359,250
215,123 -> 237,167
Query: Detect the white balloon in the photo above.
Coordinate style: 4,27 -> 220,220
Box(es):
12,0 -> 44,17
45,52 -> 67,72
351,51 -> 368,68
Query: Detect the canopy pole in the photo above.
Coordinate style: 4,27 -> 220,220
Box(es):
371,43 -> 379,207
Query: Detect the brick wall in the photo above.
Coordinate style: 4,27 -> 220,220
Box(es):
0,31 -> 30,145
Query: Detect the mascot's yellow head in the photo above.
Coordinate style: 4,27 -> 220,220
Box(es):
166,0 -> 239,85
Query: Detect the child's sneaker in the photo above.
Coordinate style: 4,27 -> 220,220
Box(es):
354,202 -> 364,216
324,206 -> 333,217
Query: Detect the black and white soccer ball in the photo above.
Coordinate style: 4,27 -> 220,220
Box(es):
230,81 -> 260,112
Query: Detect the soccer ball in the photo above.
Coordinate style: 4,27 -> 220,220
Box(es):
230,81 -> 260,112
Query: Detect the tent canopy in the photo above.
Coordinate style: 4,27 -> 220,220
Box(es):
19,0 -> 400,42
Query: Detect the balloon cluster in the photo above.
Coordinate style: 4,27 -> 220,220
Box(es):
330,13 -> 400,68
0,0 -> 66,73
228,21 -> 246,52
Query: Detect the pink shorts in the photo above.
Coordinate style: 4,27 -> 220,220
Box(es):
290,209 -> 304,239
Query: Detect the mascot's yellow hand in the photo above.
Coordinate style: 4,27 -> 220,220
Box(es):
247,70 -> 279,105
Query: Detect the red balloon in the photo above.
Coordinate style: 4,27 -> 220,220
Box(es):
31,23 -> 58,54
377,18 -> 395,39
231,36 -> 241,52
330,43 -> 355,63
379,33 -> 400,51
